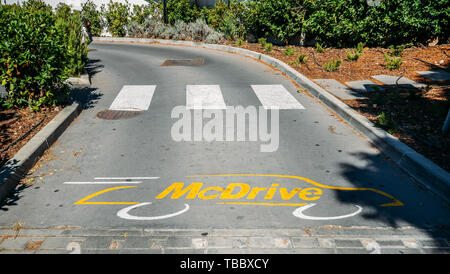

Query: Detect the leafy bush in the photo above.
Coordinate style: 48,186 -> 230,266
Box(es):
302,0 -> 449,47
204,0 -> 246,40
166,0 -> 200,25
258,38 -> 267,46
102,0 -> 130,37
383,53 -> 402,70
245,0 -> 303,44
387,44 -> 406,57
376,112 -> 398,134
315,43 -> 325,53
323,59 -> 342,72
264,43 -> 273,53
0,0 -> 87,109
81,0 -> 103,37
346,42 -> 365,62
284,47 -> 295,56
55,3 -> 89,76
235,38 -> 245,47
296,54 -> 308,64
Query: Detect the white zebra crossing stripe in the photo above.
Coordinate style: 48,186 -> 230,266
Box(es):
109,85 -> 156,111
250,85 -> 305,109
186,85 -> 226,109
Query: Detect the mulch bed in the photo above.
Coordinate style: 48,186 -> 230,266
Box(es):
0,106 -> 61,167
232,41 -> 449,172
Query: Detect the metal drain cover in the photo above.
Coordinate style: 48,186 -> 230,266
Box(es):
161,58 -> 205,66
96,110 -> 143,120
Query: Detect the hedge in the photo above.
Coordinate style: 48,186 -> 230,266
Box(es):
0,0 -> 88,110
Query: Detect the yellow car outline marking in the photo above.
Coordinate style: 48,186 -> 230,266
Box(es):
186,174 -> 403,207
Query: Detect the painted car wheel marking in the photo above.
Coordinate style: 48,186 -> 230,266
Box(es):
292,203 -> 362,220
116,202 -> 190,220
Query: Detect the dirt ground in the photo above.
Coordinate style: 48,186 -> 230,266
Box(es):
236,42 -> 449,172
0,106 -> 61,166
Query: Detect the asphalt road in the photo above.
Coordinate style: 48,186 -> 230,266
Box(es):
0,42 -> 449,251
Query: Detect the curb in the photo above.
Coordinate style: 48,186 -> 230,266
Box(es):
93,36 -> 450,203
0,102 -> 82,203
65,70 -> 91,86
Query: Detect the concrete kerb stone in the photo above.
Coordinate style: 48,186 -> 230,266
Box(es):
95,37 -> 449,202
0,102 -> 82,203
65,69 -> 91,86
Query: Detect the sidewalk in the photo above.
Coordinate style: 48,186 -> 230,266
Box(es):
1,226 -> 449,254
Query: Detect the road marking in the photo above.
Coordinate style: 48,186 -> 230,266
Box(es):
74,186 -> 139,205
186,85 -> 226,109
109,85 -> 156,111
116,202 -> 190,220
94,177 -> 159,180
64,181 -> 143,184
292,203 -> 362,220
216,202 -> 307,206
250,85 -> 305,109
187,174 -> 403,207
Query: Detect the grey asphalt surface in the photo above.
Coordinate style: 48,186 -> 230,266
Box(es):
0,42 -> 449,252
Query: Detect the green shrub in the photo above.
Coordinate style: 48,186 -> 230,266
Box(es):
290,53 -> 308,66
0,0 -> 75,110
296,54 -> 308,64
258,38 -> 267,46
302,0 -> 449,47
166,0 -> 200,25
387,45 -> 406,57
284,47 -> 295,56
264,43 -> 273,53
323,59 -> 342,72
81,0 -> 103,37
315,43 -> 325,53
55,3 -> 89,76
375,112 -> 398,134
245,0 -> 303,44
235,38 -> 245,47
204,0 -> 246,40
102,0 -> 130,37
347,42 -> 365,62
383,53 -> 402,70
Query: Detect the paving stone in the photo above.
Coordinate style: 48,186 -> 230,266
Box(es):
375,239 -> 405,247
39,237 -> 85,250
247,237 -> 292,248
166,236 -> 193,248
380,248 -> 422,254
335,248 -> 371,254
318,238 -> 335,248
345,80 -> 384,93
120,236 -> 166,249
314,79 -> 368,99
291,238 -> 320,248
0,237 -> 30,250
417,70 -> 450,81
165,248 -> 205,254
79,236 -> 115,249
335,239 -> 364,248
371,75 -> 426,89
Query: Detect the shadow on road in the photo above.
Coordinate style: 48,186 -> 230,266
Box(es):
337,150 -> 450,252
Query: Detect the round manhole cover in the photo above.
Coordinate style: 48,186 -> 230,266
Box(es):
96,110 -> 143,120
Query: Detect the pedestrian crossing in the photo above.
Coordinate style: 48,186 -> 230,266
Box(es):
107,84 -> 306,111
